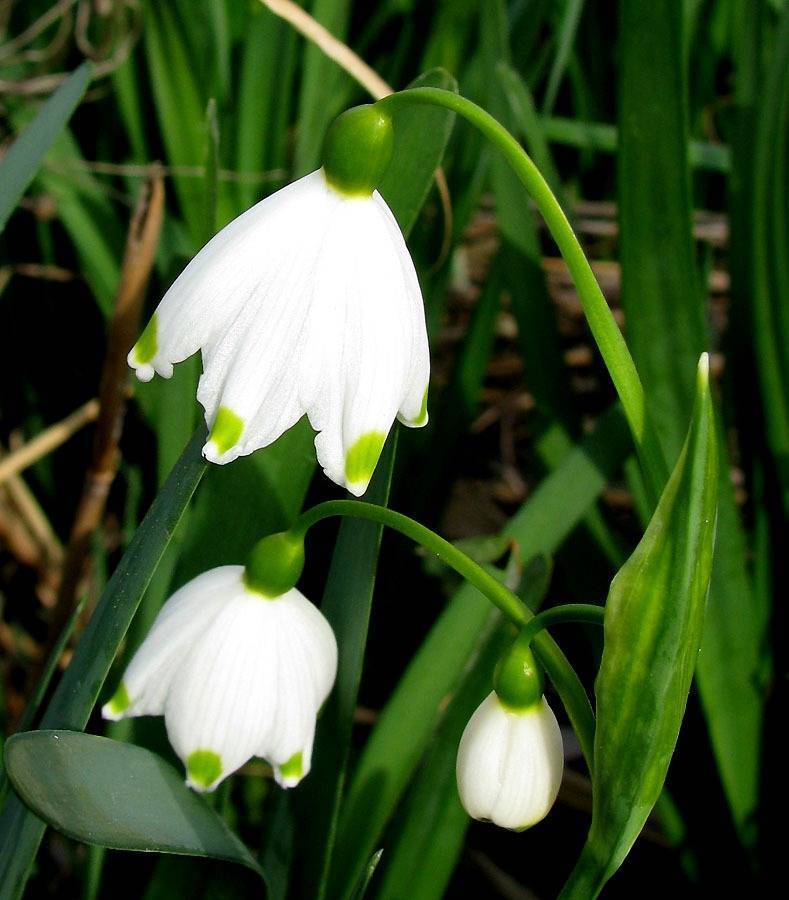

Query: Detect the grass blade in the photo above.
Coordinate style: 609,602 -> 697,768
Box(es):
0,431 -> 207,898
0,62 -> 91,234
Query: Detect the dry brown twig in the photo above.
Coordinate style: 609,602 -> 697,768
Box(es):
0,398 -> 99,486
36,167 -> 164,670
0,0 -> 141,94
0,0 -> 78,63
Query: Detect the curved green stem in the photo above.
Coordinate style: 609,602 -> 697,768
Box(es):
293,500 -> 596,771
378,87 -> 667,499
517,602 -> 605,648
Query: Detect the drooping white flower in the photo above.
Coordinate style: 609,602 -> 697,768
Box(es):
127,107 -> 429,497
102,566 -> 337,792
456,692 -> 564,830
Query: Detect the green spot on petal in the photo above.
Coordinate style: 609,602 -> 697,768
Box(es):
344,431 -> 387,487
134,313 -> 158,364
278,751 -> 303,782
210,406 -> 244,454
106,682 -> 131,716
187,750 -> 223,790
414,387 -> 429,425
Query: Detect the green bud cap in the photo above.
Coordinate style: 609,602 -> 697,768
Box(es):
243,531 -> 305,599
322,104 -> 394,197
493,639 -> 544,712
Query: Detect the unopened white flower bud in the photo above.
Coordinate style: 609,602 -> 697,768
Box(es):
456,692 -> 563,830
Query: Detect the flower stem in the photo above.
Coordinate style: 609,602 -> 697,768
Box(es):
377,87 -> 668,500
517,603 -> 605,649
293,500 -> 596,771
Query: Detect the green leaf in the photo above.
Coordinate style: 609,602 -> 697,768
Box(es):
235,3 -> 297,209
379,68 -> 458,236
542,0 -> 585,115
617,0 -> 764,839
293,0 -> 354,176
330,405 -> 631,900
539,116 -> 732,172
0,431 -> 207,898
560,359 -> 718,898
749,4 -> 789,505
3,731 -> 264,879
0,62 -> 91,234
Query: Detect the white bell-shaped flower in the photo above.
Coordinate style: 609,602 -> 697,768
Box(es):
456,692 -> 564,830
128,106 -> 429,497
102,566 -> 337,792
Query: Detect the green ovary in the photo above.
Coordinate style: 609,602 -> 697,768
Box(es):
106,682 -> 131,716
133,314 -> 158,364
344,431 -> 387,486
278,751 -> 303,781
209,406 -> 244,454
187,750 -> 223,790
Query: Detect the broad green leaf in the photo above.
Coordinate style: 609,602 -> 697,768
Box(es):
749,4 -> 789,506
379,68 -> 457,236
617,0 -> 764,838
0,62 -> 91,234
4,731 -> 264,879
330,405 -> 631,899
560,359 -> 718,898
0,431 -> 207,898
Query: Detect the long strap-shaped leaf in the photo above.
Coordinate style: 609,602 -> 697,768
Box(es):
617,0 -> 764,839
559,357 -> 718,898
0,430 -> 207,899
0,61 -> 91,234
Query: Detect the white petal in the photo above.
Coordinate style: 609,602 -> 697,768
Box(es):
101,566 -> 242,721
456,692 -> 511,821
306,192 -> 420,495
163,586 -> 336,792
371,192 -> 431,429
163,589 -> 280,790
256,590 -> 337,788
456,693 -> 563,830
129,172 -> 331,385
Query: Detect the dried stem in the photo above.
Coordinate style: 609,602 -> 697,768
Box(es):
36,168 -> 164,670
0,398 -> 99,486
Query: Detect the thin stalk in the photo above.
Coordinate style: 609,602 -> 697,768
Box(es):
516,602 -> 605,648
377,87 -> 668,500
293,500 -> 596,771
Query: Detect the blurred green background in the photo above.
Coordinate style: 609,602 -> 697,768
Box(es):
0,0 -> 786,897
